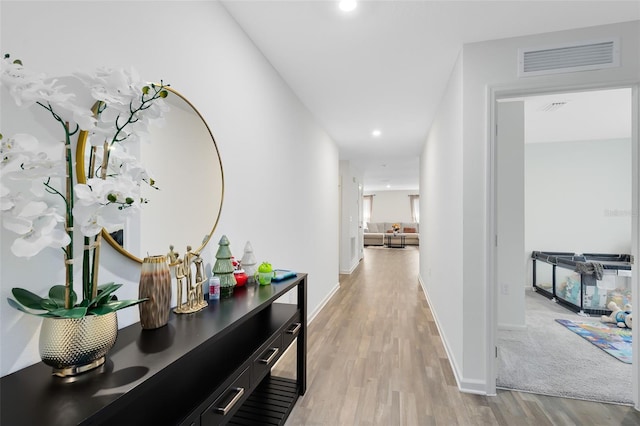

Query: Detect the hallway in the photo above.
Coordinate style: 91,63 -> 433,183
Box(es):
273,247 -> 640,425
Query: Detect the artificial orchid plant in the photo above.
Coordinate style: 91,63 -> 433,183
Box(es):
1,54 -> 169,318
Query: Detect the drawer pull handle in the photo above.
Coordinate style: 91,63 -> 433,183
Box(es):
286,323 -> 301,335
259,347 -> 279,364
213,387 -> 245,415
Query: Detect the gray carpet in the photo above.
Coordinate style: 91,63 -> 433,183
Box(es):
497,289 -> 633,405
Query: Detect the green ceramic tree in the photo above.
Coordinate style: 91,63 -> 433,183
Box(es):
213,235 -> 237,298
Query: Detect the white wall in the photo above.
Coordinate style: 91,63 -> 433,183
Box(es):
366,190 -> 416,223
496,101 -> 526,330
421,20 -> 639,394
525,138 -> 632,283
0,0 -> 340,376
420,52 -> 464,378
339,160 -> 363,274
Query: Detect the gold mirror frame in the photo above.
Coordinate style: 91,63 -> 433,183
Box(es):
76,86 -> 225,263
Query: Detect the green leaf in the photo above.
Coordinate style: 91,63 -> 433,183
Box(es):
97,282 -> 121,294
11,288 -> 46,310
89,305 -> 115,315
7,299 -> 59,317
48,285 -> 76,308
41,299 -> 60,311
7,298 -> 35,314
100,299 -> 146,312
49,307 -> 88,318
91,283 -> 122,306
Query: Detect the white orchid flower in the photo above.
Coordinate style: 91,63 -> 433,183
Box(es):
0,182 -> 13,211
75,67 -> 167,148
1,57 -> 73,109
10,213 -> 70,258
1,133 -> 40,168
11,152 -> 65,180
73,202 -> 129,237
53,100 -> 96,131
1,199 -> 69,258
75,176 -> 141,207
74,174 -> 141,237
105,146 -> 152,183
75,67 -> 140,108
1,57 -> 95,132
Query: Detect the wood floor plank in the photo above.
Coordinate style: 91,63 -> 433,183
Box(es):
271,246 -> 640,425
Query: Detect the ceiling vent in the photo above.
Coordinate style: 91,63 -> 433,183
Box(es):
538,101 -> 568,112
518,38 -> 619,77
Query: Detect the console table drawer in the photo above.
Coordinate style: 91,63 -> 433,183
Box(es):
201,365 -> 251,426
283,316 -> 301,349
252,333 -> 283,385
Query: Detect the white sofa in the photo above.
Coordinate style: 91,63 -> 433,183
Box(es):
364,222 -> 419,246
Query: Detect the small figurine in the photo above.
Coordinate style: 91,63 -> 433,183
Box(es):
172,245 -> 208,314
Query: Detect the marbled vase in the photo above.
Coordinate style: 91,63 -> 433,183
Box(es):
139,255 -> 172,329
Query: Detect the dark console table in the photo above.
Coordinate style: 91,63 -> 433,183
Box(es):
0,274 -> 307,426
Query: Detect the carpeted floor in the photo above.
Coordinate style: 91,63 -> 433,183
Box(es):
496,289 -> 633,405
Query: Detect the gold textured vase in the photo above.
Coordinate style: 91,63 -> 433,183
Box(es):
139,255 -> 172,329
39,312 -> 118,377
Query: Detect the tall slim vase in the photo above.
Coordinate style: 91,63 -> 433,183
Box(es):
139,255 -> 172,329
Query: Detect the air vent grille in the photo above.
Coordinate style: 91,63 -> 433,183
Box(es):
519,38 -> 619,77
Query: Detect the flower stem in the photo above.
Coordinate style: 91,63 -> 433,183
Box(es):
83,236 -> 91,301
64,126 -> 74,309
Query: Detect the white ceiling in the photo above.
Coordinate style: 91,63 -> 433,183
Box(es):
524,88 -> 632,144
222,1 -> 640,191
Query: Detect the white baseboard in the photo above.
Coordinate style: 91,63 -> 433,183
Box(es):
339,259 -> 360,275
459,378 -> 490,395
308,280 -> 340,325
418,275 -> 489,396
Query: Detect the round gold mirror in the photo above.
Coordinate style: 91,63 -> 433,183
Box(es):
76,87 -> 224,262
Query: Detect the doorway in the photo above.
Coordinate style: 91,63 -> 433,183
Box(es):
493,87 -> 637,404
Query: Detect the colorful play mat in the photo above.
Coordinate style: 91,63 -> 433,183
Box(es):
555,319 -> 632,364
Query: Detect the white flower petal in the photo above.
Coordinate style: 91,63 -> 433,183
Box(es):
2,214 -> 32,234
18,200 -> 48,218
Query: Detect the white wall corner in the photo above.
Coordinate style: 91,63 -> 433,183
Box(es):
308,281 -> 340,325
339,258 -> 360,275
459,378 -> 490,395
417,275 -> 483,395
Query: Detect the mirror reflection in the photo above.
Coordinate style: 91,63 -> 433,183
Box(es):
77,87 -> 224,262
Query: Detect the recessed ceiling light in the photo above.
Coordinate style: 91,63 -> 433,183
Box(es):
372,129 -> 381,137
339,1 -> 357,12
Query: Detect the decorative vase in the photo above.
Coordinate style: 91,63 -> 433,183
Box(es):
39,311 -> 118,377
139,255 -> 172,329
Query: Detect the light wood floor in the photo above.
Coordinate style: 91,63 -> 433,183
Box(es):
273,246 -> 640,425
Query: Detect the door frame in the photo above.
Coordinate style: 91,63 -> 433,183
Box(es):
486,82 -> 639,407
